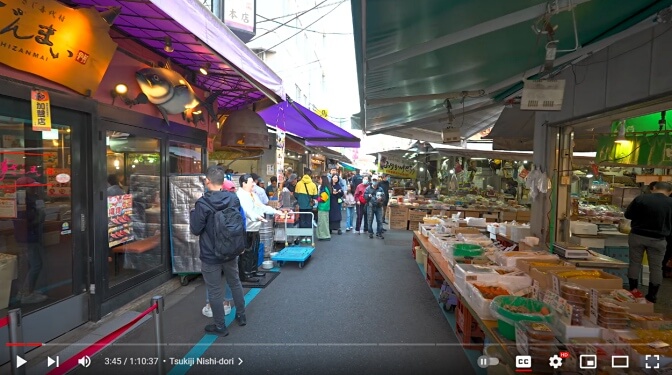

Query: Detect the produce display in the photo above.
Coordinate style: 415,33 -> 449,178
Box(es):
554,270 -> 611,279
473,283 -> 510,299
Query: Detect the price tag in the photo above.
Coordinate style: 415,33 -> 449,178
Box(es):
552,274 -> 560,295
559,298 -> 573,325
589,288 -> 599,325
532,280 -> 540,300
515,323 -> 529,355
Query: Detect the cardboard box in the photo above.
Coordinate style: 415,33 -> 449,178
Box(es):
408,221 -> 422,231
389,206 -> 409,221
482,213 -> 498,222
549,269 -> 623,290
628,314 -> 672,330
516,259 -> 575,274
408,209 -> 429,221
390,218 -> 408,230
500,211 -> 517,222
464,211 -> 480,218
453,227 -> 481,235
516,211 -> 531,222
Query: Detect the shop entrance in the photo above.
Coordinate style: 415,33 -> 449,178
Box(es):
0,95 -> 89,365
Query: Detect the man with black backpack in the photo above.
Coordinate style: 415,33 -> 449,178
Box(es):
190,166 -> 247,336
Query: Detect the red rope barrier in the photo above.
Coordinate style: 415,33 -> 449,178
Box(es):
0,315 -> 8,329
46,303 -> 159,375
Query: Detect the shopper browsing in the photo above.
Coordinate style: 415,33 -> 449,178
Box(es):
294,168 -> 318,229
190,166 -> 247,336
237,174 -> 283,281
354,176 -> 369,234
316,175 -> 332,241
624,181 -> 672,303
365,175 -> 386,239
343,186 -> 356,232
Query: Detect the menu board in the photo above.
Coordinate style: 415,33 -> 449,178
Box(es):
46,168 -> 71,197
107,194 -> 133,247
0,196 -> 17,218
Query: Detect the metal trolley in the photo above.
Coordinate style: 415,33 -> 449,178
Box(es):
271,211 -> 315,269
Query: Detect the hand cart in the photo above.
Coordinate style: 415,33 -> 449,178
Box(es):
271,211 -> 315,269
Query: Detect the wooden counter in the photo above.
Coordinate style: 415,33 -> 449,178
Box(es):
413,231 -> 519,368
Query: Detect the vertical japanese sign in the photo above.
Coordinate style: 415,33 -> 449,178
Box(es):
276,129 -> 285,185
224,0 -> 254,33
31,89 -> 51,131
0,0 -> 118,95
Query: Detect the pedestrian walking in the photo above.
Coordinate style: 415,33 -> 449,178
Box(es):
190,166 -> 247,336
330,174 -> 344,235
317,175 -> 332,241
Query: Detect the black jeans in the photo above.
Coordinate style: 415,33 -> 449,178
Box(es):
664,235 -> 672,274
298,208 -> 312,228
355,204 -> 368,232
238,231 -> 260,277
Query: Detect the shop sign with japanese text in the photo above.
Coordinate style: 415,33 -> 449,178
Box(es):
31,89 -> 50,131
378,153 -> 416,179
0,0 -> 118,95
224,0 -> 254,33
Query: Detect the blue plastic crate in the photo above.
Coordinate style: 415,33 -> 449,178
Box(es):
604,246 -> 630,261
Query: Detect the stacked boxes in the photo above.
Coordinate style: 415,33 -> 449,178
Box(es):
389,205 -> 409,229
408,209 -> 429,231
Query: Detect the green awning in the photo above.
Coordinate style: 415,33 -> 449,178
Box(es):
339,162 -> 357,171
351,0 -> 672,141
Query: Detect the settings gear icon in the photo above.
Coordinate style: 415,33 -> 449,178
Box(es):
549,354 -> 563,369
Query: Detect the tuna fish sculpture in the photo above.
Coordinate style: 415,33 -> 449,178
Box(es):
135,65 -> 217,126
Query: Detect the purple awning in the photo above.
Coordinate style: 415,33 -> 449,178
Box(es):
259,101 -> 360,148
68,0 -> 284,110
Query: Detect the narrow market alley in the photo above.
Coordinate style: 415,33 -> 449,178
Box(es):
58,228 -> 478,375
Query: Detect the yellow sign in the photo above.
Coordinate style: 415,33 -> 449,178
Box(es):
378,154 -> 416,179
315,109 -> 328,119
0,0 -> 118,95
31,89 -> 51,131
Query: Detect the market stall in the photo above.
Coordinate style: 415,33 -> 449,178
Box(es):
410,215 -> 672,374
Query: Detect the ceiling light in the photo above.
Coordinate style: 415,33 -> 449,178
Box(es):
586,173 -> 594,179
100,6 -> 121,26
615,120 -> 628,143
114,84 -> 128,95
419,167 -> 425,172
199,62 -> 211,75
449,169 -> 455,174
163,36 -> 174,53
523,160 -> 528,164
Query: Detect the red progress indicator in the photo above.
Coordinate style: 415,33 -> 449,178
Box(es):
6,343 -> 43,347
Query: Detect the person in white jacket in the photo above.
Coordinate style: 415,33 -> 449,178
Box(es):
237,174 -> 282,281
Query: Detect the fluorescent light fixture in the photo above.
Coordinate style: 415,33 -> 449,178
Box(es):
449,169 -> 455,174
419,167 -> 425,172
586,173 -> 594,178
615,120 -> 628,143
42,129 -> 59,140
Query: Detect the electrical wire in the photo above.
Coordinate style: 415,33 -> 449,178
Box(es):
257,15 -> 352,35
256,1 -> 346,55
256,1 -> 347,24
250,0 -> 329,42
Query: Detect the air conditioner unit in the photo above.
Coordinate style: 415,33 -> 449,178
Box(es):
442,128 -> 461,143
520,79 -> 566,111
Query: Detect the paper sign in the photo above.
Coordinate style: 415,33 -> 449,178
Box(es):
589,288 -> 599,325
31,90 -> 52,131
0,197 -> 17,218
266,164 -> 275,176
107,194 -> 134,247
552,274 -> 560,295
543,290 -> 572,325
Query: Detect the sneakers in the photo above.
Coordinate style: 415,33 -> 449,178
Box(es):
369,233 -> 373,239
202,302 -> 232,318
236,313 -> 247,326
376,233 -> 385,240
21,292 -> 47,304
204,324 -> 229,337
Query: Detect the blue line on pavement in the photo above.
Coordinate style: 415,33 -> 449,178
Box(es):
167,288 -> 262,375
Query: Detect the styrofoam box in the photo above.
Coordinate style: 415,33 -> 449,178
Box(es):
454,264 -> 499,294
465,281 -> 510,320
510,226 -> 532,243
570,221 -> 598,236
486,224 -> 499,235
495,251 -> 558,268
554,318 -> 602,341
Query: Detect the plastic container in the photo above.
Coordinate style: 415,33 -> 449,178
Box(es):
597,316 -> 629,329
571,306 -> 585,326
453,243 -> 484,257
490,296 -> 555,340
517,320 -> 555,341
598,300 -> 628,314
561,283 -> 589,297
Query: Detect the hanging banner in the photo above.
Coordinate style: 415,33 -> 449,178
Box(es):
276,129 -> 286,185
0,0 -> 118,95
596,134 -> 672,167
377,153 -> 417,179
223,0 -> 255,33
31,89 -> 51,131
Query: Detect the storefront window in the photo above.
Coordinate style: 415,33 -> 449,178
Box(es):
169,142 -> 202,174
0,117 -> 73,314
106,131 -> 162,286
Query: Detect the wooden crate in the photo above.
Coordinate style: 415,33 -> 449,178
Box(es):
389,206 -> 409,221
408,209 -> 429,221
516,210 -> 531,222
455,299 -> 485,351
407,220 -> 422,231
390,218 -> 408,230
464,211 -> 480,218
500,211 -> 516,222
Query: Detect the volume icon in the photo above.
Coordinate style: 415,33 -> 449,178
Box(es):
78,355 -> 91,368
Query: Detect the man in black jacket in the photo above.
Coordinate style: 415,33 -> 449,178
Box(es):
190,166 -> 247,336
378,174 -> 391,224
625,181 -> 672,303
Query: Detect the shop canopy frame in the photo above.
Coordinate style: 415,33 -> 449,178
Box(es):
351,0 -> 672,142
258,99 -> 360,148
67,0 -> 285,111
285,134 -> 353,165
